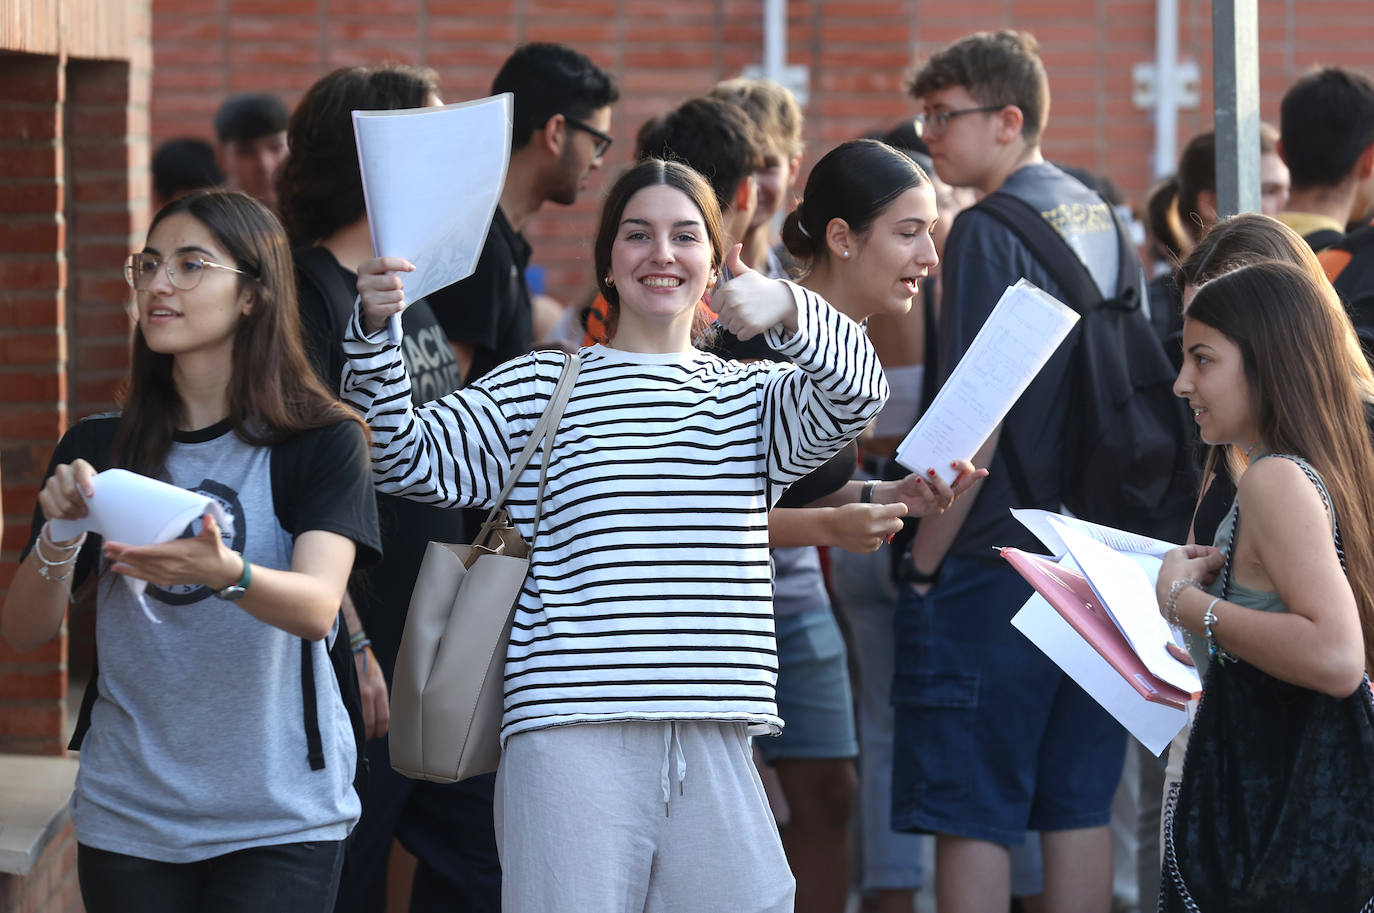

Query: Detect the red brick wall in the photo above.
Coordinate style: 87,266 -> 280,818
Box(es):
0,820 -> 80,913
148,0 -> 1374,306
0,53 -> 71,758
1,0 -> 150,757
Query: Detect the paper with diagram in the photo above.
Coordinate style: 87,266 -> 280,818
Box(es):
353,93 -> 514,344
895,279 -> 1078,484
49,469 -> 235,623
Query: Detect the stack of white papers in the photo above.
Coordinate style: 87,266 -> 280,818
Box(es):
1008,510 -> 1200,755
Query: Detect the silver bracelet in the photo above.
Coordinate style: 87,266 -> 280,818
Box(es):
34,523 -> 85,584
1203,596 -> 1223,657
1164,576 -> 1197,628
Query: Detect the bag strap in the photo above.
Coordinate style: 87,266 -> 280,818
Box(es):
1221,454 -> 1345,600
474,352 -> 581,541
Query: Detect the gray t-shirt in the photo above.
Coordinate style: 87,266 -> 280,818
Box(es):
939,162 -> 1129,557
71,425 -> 363,862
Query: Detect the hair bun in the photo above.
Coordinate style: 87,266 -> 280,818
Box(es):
780,207 -> 816,261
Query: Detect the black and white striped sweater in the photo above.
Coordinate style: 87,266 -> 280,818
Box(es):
341,282 -> 887,740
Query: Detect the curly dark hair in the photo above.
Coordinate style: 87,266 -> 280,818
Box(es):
276,64 -> 439,245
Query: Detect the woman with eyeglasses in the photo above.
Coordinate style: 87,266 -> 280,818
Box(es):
0,190 -> 380,913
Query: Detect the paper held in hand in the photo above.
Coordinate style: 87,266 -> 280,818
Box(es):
1004,509 -> 1200,755
352,93 -> 514,345
895,279 -> 1078,484
49,469 -> 236,624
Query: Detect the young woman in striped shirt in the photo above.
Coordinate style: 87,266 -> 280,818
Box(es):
343,158 -> 886,912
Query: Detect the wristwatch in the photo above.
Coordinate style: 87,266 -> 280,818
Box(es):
215,553 -> 252,601
898,550 -> 941,585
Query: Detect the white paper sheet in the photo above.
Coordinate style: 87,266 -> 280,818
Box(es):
353,93 -> 514,344
1012,593 -> 1188,756
1051,519 -> 1202,696
49,469 -> 235,623
895,279 -> 1078,484
1011,508 -> 1178,561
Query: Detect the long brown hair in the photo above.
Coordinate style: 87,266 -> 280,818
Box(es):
1186,260 -> 1374,671
1178,214 -> 1374,455
113,190 -> 366,475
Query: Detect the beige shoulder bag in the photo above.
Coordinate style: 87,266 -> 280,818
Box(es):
389,353 -> 580,782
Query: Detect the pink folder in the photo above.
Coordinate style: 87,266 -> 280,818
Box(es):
1001,547 -> 1193,710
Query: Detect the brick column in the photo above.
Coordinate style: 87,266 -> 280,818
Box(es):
0,54 -> 69,757
61,55 -> 149,685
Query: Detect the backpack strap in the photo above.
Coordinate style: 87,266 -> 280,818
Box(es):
1302,227 -> 1345,254
971,192 -> 1139,317
267,430 -> 340,773
970,191 -> 1140,511
302,636 -> 326,770
64,415 -> 120,753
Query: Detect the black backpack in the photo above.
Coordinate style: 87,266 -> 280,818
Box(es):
65,416 -> 368,800
973,193 -> 1198,543
1330,223 -> 1374,357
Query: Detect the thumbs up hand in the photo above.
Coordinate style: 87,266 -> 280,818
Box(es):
711,243 -> 800,341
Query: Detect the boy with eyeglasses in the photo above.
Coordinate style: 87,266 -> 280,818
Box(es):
427,42 -> 618,386
895,29 -> 1133,913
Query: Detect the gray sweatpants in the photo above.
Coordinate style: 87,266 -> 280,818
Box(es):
494,720 -> 796,913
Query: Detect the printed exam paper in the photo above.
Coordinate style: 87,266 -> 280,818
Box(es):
895,279 -> 1078,484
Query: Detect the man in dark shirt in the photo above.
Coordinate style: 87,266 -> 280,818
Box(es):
1276,67 -> 1374,251
428,43 -> 619,384
895,31 -> 1131,913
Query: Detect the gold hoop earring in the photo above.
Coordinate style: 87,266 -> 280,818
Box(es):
605,275 -> 615,287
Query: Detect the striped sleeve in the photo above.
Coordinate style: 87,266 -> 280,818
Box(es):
757,282 -> 888,503
338,308 -> 544,509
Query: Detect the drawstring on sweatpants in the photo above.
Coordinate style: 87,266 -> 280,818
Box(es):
660,721 -> 687,816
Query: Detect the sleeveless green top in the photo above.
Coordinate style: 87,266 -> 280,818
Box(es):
1185,452 -> 1335,670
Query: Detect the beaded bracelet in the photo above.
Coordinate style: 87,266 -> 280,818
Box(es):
351,638 -> 373,675
1164,576 -> 1197,628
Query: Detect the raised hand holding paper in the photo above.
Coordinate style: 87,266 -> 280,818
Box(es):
895,279 -> 1078,484
49,469 -> 235,623
352,93 -> 513,344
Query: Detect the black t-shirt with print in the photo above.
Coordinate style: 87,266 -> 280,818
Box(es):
426,207 -> 534,384
294,246 -> 467,682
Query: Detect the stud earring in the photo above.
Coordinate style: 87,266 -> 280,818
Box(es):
842,250 -> 850,259
605,274 -> 614,287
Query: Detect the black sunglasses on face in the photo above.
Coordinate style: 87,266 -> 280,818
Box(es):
566,117 -> 613,157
